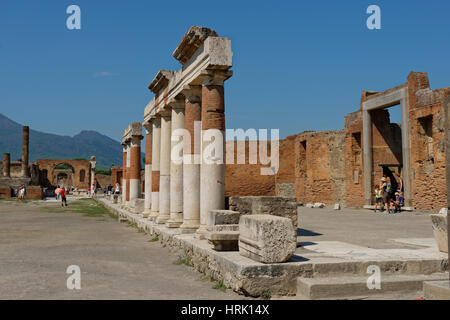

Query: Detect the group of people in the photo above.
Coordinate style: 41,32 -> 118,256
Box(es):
374,175 -> 404,214
105,183 -> 121,196
16,185 -> 27,201
54,186 -> 68,207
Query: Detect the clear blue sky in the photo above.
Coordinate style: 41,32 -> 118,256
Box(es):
1,0 -> 449,142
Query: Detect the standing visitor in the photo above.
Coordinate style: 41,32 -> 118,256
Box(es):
60,187 -> 68,207
374,184 -> 383,212
114,183 -> 120,195
380,177 -> 390,213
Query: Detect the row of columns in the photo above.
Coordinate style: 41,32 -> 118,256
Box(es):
121,125 -> 143,206
143,72 -> 229,237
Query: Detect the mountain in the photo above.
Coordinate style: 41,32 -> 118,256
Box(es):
0,113 -> 127,169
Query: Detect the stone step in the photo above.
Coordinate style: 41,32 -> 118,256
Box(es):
296,272 -> 449,300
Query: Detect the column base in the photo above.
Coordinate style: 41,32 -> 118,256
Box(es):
179,221 -> 200,234
195,224 -> 208,240
156,214 -> 170,224
142,208 -> 151,218
166,220 -> 182,228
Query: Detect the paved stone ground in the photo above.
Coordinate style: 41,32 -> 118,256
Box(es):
0,199 -> 247,300
297,206 -> 435,250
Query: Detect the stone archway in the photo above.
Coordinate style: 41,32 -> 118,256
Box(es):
36,159 -> 91,189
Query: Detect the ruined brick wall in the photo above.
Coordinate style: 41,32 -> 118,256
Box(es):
344,111 -> 364,206
275,135 -> 296,198
225,141 -> 275,197
111,166 -> 122,186
408,72 -> 450,210
294,130 -> 346,205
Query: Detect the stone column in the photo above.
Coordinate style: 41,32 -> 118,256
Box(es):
122,145 -> 127,204
143,123 -> 152,217
363,110 -> 372,206
180,86 -> 202,233
198,73 -> 228,236
156,110 -> 172,224
21,126 -> 29,177
167,99 -> 185,228
149,117 -> 161,220
3,153 -> 10,177
129,137 -> 142,204
126,142 -> 131,205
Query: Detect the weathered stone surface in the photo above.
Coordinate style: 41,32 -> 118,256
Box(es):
206,231 -> 239,251
430,213 -> 448,253
229,196 -> 297,232
130,198 -> 145,214
439,207 -> 447,215
239,214 -> 296,263
306,203 -> 314,208
206,210 -> 240,227
334,203 -> 341,210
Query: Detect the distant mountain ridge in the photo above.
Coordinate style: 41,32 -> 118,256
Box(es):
0,113 -> 127,169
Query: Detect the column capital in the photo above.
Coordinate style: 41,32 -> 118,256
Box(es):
167,96 -> 185,111
182,84 -> 202,103
198,70 -> 233,86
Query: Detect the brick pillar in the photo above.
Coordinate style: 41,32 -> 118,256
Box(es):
198,72 -> 229,237
129,137 -> 142,204
3,153 -> 10,177
122,145 -> 127,204
143,123 -> 152,217
149,117 -> 161,220
21,126 -> 29,177
180,86 -> 202,233
156,110 -> 171,224
167,100 -> 185,228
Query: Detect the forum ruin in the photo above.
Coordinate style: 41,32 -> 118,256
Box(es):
1,26 -> 449,299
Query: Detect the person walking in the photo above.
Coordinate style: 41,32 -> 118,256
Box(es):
380,177 -> 390,213
114,183 -> 120,195
374,184 -> 383,212
60,187 -> 68,207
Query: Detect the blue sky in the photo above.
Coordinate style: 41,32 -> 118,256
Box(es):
1,0 -> 449,142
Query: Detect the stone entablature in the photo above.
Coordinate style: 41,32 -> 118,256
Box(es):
143,26 -> 232,124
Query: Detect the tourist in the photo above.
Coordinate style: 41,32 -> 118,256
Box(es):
60,187 -> 68,207
55,186 -> 61,200
114,183 -> 120,195
380,177 -> 390,213
374,184 -> 383,212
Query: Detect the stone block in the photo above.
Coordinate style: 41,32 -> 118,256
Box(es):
313,202 -> 325,208
206,210 -> 240,251
205,231 -> 239,251
239,214 -> 296,263
206,210 -> 240,228
439,207 -> 448,215
306,203 -> 314,208
228,196 -> 297,232
334,203 -> 341,210
430,213 -> 448,253
130,198 -> 145,214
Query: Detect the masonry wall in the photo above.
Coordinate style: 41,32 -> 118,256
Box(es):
294,130 -> 346,205
408,72 -> 450,210
225,141 -> 275,197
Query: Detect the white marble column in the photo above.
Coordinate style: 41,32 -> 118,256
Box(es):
149,117 -> 161,220
128,137 -> 141,204
167,100 -> 185,228
156,111 -> 172,224
180,86 -> 202,233
143,123 -> 152,217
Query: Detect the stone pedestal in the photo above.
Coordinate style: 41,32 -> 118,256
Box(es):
205,210 -> 240,251
430,213 -> 448,253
